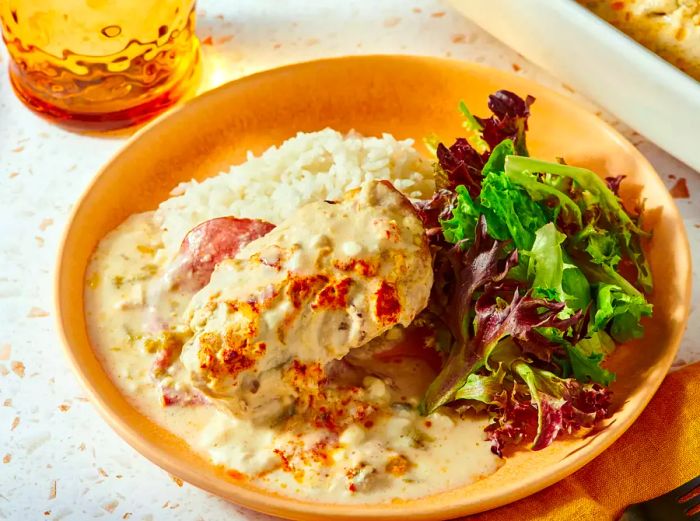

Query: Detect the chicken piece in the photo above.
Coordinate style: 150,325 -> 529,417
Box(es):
178,180 -> 433,423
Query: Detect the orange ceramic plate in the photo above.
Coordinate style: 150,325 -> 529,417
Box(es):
55,56 -> 691,520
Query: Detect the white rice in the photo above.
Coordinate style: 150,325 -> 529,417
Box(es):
155,128 -> 434,255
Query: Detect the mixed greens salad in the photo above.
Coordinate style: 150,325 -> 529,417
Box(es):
416,90 -> 653,456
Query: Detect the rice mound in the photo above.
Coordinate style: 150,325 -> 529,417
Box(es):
155,128 -> 434,255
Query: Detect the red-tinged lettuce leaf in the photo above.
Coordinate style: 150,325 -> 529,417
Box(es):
434,91 -> 535,193
486,361 -> 612,456
445,217 -> 518,345
474,288 -> 582,362
605,175 -> 626,196
475,90 -> 535,156
421,217 -> 518,413
484,383 -> 538,455
413,189 -> 457,242
436,138 -> 487,195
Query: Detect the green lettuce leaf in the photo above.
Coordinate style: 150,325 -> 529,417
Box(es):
481,137 -> 513,176
577,329 -> 616,356
454,364 -> 507,403
528,223 -> 565,297
527,223 -> 591,311
592,283 -> 653,343
562,260 -> 592,311
505,168 -> 582,228
479,141 -> 549,251
441,185 -> 481,245
565,341 -> 616,386
578,223 -> 622,267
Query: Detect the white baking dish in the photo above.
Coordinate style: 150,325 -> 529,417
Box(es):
449,0 -> 700,172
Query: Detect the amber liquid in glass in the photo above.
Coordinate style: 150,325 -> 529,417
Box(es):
0,0 -> 200,130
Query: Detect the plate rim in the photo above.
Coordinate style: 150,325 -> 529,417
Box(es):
54,54 -> 692,520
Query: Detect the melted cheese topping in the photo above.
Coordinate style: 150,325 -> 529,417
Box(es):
181,181 -> 433,423
85,183 -> 501,503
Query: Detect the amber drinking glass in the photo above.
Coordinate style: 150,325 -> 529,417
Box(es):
0,0 -> 200,130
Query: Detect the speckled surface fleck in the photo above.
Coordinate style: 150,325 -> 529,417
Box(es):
0,1 -> 698,519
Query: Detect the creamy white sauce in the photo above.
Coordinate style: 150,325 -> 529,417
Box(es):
85,209 -> 501,503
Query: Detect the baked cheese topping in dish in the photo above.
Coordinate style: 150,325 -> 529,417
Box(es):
579,0 -> 700,80
85,131 -> 501,502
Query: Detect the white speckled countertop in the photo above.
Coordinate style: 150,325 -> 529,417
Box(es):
0,1 -> 698,520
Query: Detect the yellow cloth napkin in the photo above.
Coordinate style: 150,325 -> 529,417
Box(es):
467,362 -> 700,521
